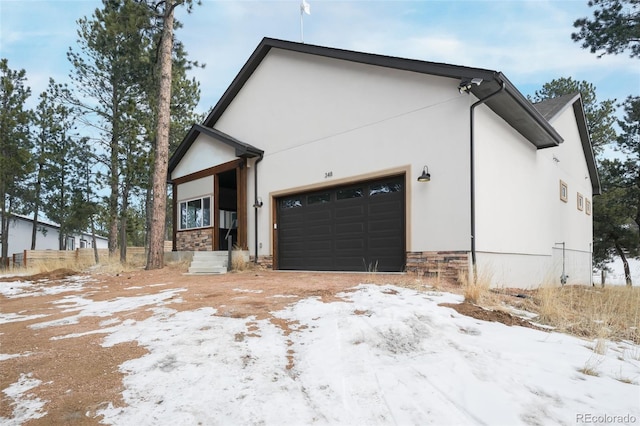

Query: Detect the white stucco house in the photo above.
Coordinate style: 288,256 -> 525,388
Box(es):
1,214 -> 108,255
168,38 -> 599,288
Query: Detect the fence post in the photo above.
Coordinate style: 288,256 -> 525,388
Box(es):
23,250 -> 27,269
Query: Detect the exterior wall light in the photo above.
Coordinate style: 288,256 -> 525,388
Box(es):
417,166 -> 431,182
253,196 -> 263,208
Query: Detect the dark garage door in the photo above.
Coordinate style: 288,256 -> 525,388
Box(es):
277,176 -> 405,272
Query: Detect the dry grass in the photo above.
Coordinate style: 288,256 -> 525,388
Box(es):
459,269 -> 492,305
17,258 -> 84,276
579,354 -> 603,376
531,285 -> 640,343
231,248 -> 249,272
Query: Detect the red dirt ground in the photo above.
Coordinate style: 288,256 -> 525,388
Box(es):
0,266 -> 537,425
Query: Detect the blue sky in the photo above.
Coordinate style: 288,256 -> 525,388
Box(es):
1,0 -> 638,116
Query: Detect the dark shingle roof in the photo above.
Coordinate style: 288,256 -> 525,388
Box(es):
533,93 -> 581,120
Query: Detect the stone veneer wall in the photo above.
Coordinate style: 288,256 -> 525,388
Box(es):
405,251 -> 469,282
176,229 -> 213,251
251,255 -> 273,269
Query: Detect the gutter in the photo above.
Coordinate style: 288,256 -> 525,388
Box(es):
253,154 -> 264,264
469,80 -> 505,280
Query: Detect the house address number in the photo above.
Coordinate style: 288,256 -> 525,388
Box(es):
325,171 -> 333,178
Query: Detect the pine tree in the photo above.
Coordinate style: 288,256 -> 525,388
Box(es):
67,0 -> 152,257
530,77 -> 617,155
572,0 -> 640,58
144,0 -> 201,270
0,59 -> 32,267
29,79 -> 74,250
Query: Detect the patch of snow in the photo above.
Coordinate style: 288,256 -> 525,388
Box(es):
0,312 -> 49,325
594,257 -> 640,286
0,352 -> 33,361
91,284 -> 640,426
0,373 -> 47,425
0,276 -> 95,299
29,289 -> 185,330
233,288 -> 263,294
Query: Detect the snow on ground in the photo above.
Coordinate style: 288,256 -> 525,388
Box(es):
0,275 -> 94,298
2,277 -> 640,425
1,373 -> 46,426
594,258 -> 640,286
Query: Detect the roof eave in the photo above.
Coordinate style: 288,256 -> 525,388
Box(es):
572,99 -> 601,195
470,74 -> 564,149
167,124 -> 264,183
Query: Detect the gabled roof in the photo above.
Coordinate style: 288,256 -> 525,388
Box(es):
168,124 -> 264,178
534,93 -> 580,120
201,37 -> 563,149
534,94 -> 601,195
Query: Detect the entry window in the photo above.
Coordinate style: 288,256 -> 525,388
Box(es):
179,197 -> 212,230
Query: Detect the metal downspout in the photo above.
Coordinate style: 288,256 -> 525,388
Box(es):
470,80 -> 505,280
253,154 -> 264,264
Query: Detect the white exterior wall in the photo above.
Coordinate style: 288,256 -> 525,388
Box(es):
172,134 -> 238,180
3,216 -> 108,256
214,49 -> 473,259
474,103 -> 594,287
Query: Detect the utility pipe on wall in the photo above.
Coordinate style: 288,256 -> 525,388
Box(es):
469,80 -> 505,281
253,154 -> 264,264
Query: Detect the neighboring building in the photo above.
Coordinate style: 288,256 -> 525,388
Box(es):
0,213 -> 108,255
168,38 -> 599,288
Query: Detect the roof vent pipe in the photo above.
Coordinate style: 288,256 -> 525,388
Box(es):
469,79 -> 505,282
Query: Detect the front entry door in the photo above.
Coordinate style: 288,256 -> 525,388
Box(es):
214,160 -> 248,250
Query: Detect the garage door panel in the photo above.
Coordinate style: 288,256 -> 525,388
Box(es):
335,222 -> 365,234
335,206 -> 365,219
368,219 -> 402,233
306,209 -> 332,221
277,176 -> 405,272
305,224 -> 332,235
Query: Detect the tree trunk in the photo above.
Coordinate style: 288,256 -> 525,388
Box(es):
31,162 -> 43,250
91,217 -> 99,264
0,195 -> 8,269
614,241 -> 632,287
120,184 -> 129,263
146,2 -> 175,270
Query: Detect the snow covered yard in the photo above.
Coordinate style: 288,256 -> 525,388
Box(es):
1,269 -> 639,425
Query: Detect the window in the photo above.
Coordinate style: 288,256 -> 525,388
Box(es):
281,198 -> 303,209
66,237 -> 75,250
559,180 -> 568,203
369,182 -> 403,196
586,198 -> 591,215
179,197 -> 212,230
308,193 -> 330,205
80,239 -> 87,248
577,193 -> 584,211
337,187 -> 363,200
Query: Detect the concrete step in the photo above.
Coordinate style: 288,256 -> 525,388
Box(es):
188,252 -> 226,274
188,265 -> 228,274
187,250 -> 251,275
